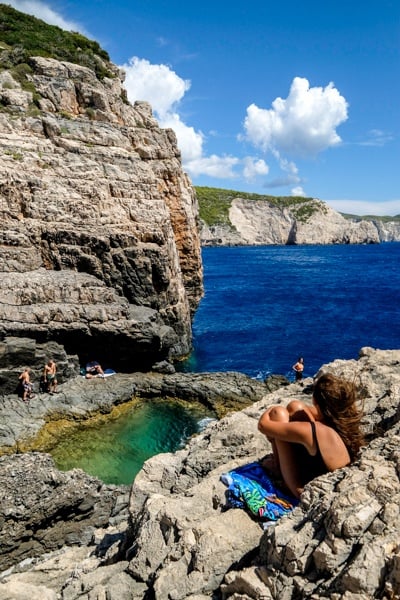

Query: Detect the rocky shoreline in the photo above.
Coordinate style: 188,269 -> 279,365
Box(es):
1,12 -> 399,598
0,346 -> 399,599
0,363 -> 268,456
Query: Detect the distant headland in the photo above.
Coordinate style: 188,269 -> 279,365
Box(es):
196,186 -> 400,246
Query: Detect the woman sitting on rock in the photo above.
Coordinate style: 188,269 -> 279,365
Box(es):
258,373 -> 365,499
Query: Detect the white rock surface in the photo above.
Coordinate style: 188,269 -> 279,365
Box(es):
201,197 -> 399,246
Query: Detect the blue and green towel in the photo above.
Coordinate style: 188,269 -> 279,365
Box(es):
221,461 -> 298,521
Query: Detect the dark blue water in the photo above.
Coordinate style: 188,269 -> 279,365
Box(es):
53,242 -> 399,484
182,243 -> 400,380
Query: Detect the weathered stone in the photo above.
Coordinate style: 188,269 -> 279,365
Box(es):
0,370 -> 268,455
0,336 -> 79,395
264,374 -> 290,392
0,54 -> 203,370
126,348 -> 400,599
0,349 -> 399,599
0,452 -> 129,572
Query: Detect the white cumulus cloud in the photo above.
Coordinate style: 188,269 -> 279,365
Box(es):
184,155 -> 240,178
243,77 -> 348,158
327,199 -> 400,216
122,56 -> 242,180
122,57 -> 190,119
6,0 -> 85,33
159,113 -> 204,162
243,157 -> 269,180
291,186 -> 306,197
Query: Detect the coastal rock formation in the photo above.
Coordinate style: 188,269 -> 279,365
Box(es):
0,52 -> 203,369
0,369 -> 267,455
0,348 -> 399,598
373,219 -> 400,242
0,336 -> 79,395
201,197 -> 400,246
0,452 -> 130,573
125,347 -> 400,599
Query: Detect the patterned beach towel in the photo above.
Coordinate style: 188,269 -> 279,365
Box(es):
220,461 -> 298,521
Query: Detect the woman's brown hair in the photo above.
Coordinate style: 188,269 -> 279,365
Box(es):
313,373 -> 365,460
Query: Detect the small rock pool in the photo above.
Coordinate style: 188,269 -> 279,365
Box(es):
50,399 -> 216,485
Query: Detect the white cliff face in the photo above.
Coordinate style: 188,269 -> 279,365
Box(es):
0,57 -> 203,368
229,199 -> 294,244
201,196 -> 398,246
293,203 -> 379,244
373,219 -> 400,241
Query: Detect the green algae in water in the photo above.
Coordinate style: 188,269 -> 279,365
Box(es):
50,399 -> 215,485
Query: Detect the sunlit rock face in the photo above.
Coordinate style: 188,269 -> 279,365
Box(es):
201,197 -> 400,246
0,56 -> 203,369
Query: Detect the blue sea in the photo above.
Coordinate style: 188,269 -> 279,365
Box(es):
182,243 -> 400,380
53,242 -> 400,483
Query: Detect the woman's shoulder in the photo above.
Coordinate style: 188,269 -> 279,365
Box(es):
315,422 -> 351,470
315,421 -> 342,442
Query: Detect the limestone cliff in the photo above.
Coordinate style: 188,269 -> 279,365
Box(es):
200,195 -> 400,246
0,51 -> 203,368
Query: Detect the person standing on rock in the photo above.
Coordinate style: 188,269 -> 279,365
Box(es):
43,359 -> 58,394
292,356 -> 304,382
258,373 -> 364,499
18,368 -> 35,402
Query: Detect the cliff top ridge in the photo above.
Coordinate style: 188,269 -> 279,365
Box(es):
0,4 -> 115,81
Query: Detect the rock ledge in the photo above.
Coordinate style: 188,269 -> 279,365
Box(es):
0,347 -> 399,599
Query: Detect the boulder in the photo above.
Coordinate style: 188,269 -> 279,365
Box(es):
0,452 -> 130,572
0,336 -> 79,395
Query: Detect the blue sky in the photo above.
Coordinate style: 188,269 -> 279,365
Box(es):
6,0 -> 400,215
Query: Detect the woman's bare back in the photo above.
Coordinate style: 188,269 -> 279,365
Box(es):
312,422 -> 350,471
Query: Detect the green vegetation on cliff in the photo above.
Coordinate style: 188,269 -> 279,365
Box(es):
341,212 -> 400,223
195,186 -> 399,225
195,186 -> 325,225
0,4 -> 113,79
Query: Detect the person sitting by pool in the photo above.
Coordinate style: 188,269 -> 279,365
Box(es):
85,360 -> 105,379
258,373 -> 365,499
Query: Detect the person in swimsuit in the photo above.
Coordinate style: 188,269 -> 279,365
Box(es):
258,373 -> 365,498
292,356 -> 304,382
85,360 -> 105,379
18,367 -> 35,402
43,359 -> 58,394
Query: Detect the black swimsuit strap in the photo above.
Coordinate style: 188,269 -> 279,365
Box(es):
310,421 -> 322,455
